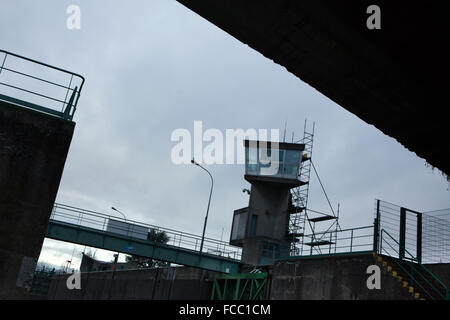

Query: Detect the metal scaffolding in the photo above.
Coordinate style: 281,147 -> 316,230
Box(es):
288,120 -> 342,256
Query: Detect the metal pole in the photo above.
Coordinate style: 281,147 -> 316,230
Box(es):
417,212 -> 422,263
111,207 -> 128,264
191,159 -> 214,254
111,207 -> 127,221
400,207 -> 406,260
374,199 -> 380,253
350,229 -> 354,252
0,53 -> 7,76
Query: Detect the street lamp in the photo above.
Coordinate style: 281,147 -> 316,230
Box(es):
191,158 -> 214,254
111,206 -> 127,222
110,206 -> 128,268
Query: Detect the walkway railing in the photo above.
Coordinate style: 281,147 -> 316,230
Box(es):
285,225 -> 374,258
0,49 -> 85,121
50,203 -> 242,261
380,229 -> 449,300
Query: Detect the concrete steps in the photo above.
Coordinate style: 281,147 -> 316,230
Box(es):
373,252 -> 446,300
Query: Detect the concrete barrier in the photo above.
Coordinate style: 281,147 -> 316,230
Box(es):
0,100 -> 75,299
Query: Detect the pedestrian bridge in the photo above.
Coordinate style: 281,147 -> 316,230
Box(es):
45,203 -> 242,274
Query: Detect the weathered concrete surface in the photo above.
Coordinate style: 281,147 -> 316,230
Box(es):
46,267 -> 217,300
425,263 -> 450,288
176,0 -> 450,176
44,254 -> 450,300
269,253 -> 416,300
0,101 -> 75,299
241,183 -> 291,266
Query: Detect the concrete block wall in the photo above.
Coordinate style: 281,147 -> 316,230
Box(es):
269,253 -> 412,300
0,101 -> 74,299
44,253 -> 450,300
46,266 -> 218,300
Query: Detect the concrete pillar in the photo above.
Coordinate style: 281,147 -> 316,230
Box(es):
0,101 -> 75,299
241,183 -> 291,266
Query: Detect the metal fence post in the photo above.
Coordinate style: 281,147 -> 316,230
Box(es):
0,53 -> 7,76
350,229 -> 354,252
373,199 -> 380,253
417,212 -> 422,263
399,207 -> 406,260
380,230 -> 383,254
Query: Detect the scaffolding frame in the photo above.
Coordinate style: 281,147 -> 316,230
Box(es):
288,120 -> 341,256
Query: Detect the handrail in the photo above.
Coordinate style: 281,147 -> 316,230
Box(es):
53,203 -> 230,245
0,50 -> 85,82
285,225 -> 373,258
51,203 -> 242,261
0,49 -> 85,120
303,225 -> 373,237
381,235 -> 434,299
380,229 -> 449,300
381,229 -> 448,294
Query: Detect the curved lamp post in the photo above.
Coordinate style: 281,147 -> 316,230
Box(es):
191,158 -> 214,254
111,206 -> 127,222
110,206 -> 128,267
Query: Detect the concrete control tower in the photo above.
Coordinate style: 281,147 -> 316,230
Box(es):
230,139 -> 306,266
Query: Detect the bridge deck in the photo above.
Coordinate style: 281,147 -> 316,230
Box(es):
45,203 -> 242,274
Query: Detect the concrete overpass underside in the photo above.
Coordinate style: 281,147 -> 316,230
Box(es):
177,0 -> 450,176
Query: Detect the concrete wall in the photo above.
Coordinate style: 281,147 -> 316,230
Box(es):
44,253 -> 450,300
241,183 -> 291,265
46,266 -> 218,300
269,253 -> 413,300
0,101 -> 75,299
248,183 -> 290,240
424,263 -> 450,288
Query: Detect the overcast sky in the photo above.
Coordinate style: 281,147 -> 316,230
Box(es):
1,0 -> 449,268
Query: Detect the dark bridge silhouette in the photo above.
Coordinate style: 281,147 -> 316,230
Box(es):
176,0 -> 450,176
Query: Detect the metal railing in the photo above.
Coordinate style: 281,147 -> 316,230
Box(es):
290,225 -> 374,257
0,49 -> 85,121
50,203 -> 242,261
375,199 -> 450,264
380,229 -> 449,300
375,200 -> 420,259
